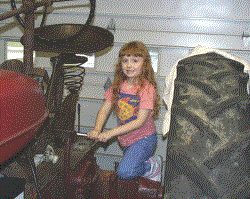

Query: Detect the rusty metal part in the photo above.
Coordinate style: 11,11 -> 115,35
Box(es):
25,24 -> 114,54
22,0 -> 35,74
0,0 -> 71,22
0,59 -> 25,74
11,0 -> 95,29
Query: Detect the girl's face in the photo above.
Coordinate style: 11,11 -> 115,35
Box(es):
121,55 -> 144,80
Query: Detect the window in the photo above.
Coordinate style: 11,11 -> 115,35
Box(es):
76,53 -> 95,68
7,41 -> 95,68
7,41 -> 155,72
7,41 -> 35,61
149,49 -> 159,73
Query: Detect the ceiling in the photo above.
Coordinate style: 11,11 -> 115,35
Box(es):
94,0 -> 250,20
1,0 -> 250,21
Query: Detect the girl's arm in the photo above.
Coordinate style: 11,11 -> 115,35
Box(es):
97,109 -> 151,142
87,99 -> 112,139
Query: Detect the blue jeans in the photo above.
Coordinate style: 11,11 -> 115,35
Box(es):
117,132 -> 157,180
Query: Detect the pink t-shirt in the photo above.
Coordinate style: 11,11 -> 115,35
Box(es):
104,79 -> 156,146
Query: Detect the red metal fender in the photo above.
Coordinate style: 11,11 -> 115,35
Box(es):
0,70 -> 48,164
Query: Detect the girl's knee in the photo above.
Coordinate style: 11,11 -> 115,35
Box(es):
116,166 -> 137,180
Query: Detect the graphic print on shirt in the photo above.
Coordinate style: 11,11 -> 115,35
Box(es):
116,93 -> 140,125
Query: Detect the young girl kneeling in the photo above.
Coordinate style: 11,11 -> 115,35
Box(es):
87,41 -> 162,182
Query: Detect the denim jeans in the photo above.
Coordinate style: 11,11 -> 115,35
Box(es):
116,132 -> 157,180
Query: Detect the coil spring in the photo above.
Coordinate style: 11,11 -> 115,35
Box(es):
63,63 -> 86,92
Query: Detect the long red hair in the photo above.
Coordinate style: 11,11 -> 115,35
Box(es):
111,41 -> 160,120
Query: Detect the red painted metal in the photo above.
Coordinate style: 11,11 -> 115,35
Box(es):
0,70 -> 48,164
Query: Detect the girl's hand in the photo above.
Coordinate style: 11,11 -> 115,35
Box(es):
97,131 -> 113,142
87,130 -> 101,139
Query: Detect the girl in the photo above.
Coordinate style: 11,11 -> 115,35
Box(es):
87,41 -> 162,182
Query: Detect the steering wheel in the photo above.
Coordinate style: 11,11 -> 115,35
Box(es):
10,0 -> 96,43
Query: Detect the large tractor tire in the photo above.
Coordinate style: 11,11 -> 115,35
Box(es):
164,52 -> 250,199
